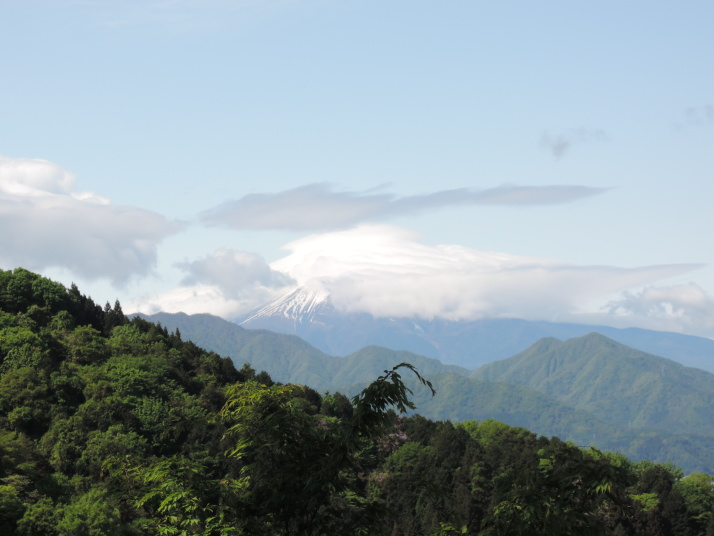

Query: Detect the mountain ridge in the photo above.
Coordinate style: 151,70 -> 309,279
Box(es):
141,311 -> 714,473
136,311 -> 469,391
239,292 -> 714,372
471,332 -> 714,435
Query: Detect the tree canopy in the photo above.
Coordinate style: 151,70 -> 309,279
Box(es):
0,268 -> 712,535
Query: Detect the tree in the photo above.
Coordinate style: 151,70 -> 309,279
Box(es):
16,498 -> 62,536
480,442 -> 625,536
56,487 -> 121,536
137,363 -> 435,536
677,473 -> 714,534
134,455 -> 246,536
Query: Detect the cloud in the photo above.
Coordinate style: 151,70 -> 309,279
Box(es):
270,225 -> 702,324
606,283 -> 714,335
128,249 -> 294,318
126,284 -> 253,318
673,105 -> 714,129
0,156 -> 182,285
178,248 -> 293,298
128,224 -> 707,336
539,128 -> 609,158
201,183 -> 609,231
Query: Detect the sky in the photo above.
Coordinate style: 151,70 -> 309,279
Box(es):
2,0 -> 713,338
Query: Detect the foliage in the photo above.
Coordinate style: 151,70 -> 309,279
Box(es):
55,487 -> 121,536
479,444 -> 624,536
0,268 -> 712,536
217,364 -> 434,536
143,312 -> 714,475
134,455 -> 246,536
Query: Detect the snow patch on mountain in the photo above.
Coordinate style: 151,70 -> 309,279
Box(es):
241,284 -> 333,325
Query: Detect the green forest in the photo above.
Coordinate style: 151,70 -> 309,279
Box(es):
141,312 -> 714,475
1,267 -> 714,536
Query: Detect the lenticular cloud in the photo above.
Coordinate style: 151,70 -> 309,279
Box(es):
271,225 -> 702,322
201,183 -> 609,232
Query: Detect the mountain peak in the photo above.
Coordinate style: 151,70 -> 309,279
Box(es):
577,331 -> 616,343
242,285 -> 333,326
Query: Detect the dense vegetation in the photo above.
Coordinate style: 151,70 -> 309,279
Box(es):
472,334 -> 714,435
2,268 -> 714,535
142,312 -> 714,474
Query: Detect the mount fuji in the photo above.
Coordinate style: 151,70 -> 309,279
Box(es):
239,285 -> 714,372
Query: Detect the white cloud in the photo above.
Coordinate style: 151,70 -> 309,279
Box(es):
201,183 -> 609,231
606,283 -> 714,335
178,248 -> 293,299
126,284 -> 251,318
271,225 -> 703,324
128,225 -> 707,335
0,156 -> 182,285
128,249 -> 294,318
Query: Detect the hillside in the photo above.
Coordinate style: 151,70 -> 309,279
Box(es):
7,268 -> 712,535
472,332 -> 714,435
139,312 -> 469,391
355,372 -> 625,445
143,311 -> 714,473
408,373 -> 714,474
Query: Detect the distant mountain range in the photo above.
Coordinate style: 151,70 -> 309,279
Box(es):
238,286 -> 714,372
137,312 -> 468,390
140,311 -> 714,473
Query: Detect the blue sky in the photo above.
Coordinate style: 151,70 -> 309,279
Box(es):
2,1 -> 713,337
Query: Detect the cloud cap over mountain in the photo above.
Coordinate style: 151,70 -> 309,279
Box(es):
128,223 -> 711,337
262,225 -> 712,331
270,225 -> 703,324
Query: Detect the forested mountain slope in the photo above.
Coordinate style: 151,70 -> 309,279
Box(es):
472,333 -> 714,434
399,373 -> 714,475
3,268 -> 714,535
138,312 -> 469,391
143,311 -> 714,474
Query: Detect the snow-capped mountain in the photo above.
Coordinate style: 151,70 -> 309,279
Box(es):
240,285 -> 448,361
242,285 -> 333,325
239,285 -> 714,372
